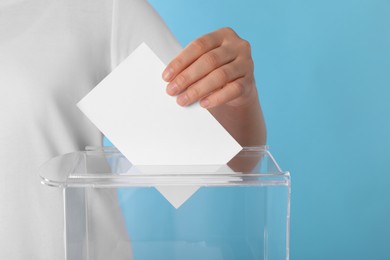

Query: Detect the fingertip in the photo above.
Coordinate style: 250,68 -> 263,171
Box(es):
166,83 -> 178,96
177,94 -> 189,107
162,67 -> 174,82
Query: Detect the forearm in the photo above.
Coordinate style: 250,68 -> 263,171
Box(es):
208,87 -> 266,147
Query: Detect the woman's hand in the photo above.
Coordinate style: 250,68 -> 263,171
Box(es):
163,27 -> 266,146
162,27 -> 257,109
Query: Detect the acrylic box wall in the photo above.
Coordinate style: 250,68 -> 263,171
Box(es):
40,147 -> 290,260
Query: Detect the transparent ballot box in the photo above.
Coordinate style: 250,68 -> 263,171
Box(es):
40,146 -> 290,260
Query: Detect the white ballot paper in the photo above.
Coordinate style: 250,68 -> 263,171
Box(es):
77,43 -> 242,208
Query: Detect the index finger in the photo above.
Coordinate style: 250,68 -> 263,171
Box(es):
162,31 -> 224,82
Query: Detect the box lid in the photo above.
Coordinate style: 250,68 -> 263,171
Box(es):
39,146 -> 289,188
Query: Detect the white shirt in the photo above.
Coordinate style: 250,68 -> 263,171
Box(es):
0,0 -> 181,258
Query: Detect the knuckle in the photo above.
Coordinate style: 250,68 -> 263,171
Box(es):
191,37 -> 208,52
187,86 -> 201,100
212,95 -> 223,106
231,81 -> 245,96
175,74 -> 188,88
221,27 -> 237,37
240,39 -> 251,51
212,90 -> 229,107
215,68 -> 229,84
204,52 -> 220,67
237,39 -> 252,59
248,58 -> 254,70
171,58 -> 184,71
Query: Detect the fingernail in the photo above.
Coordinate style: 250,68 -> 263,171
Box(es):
162,67 -> 174,81
177,94 -> 189,106
167,83 -> 178,95
200,99 -> 210,108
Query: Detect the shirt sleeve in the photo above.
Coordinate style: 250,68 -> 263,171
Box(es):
110,0 -> 182,69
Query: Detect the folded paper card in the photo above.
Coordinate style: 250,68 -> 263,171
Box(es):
77,43 -> 242,208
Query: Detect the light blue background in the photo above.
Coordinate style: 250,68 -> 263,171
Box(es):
145,0 -> 390,259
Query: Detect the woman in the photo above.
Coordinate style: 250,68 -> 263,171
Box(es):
0,0 -> 265,258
